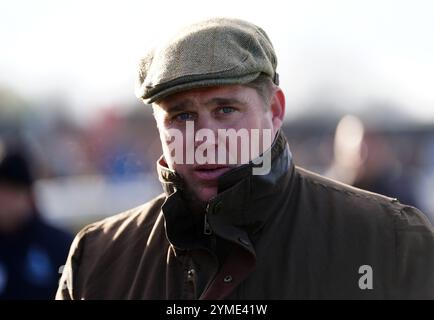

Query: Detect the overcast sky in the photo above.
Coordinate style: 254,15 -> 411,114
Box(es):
1,0 -> 434,122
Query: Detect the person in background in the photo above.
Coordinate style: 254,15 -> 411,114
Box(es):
0,143 -> 73,299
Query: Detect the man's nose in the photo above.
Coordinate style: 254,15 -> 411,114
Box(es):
194,114 -> 219,147
195,112 -> 214,130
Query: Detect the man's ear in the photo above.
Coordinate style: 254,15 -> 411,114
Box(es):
270,88 -> 285,132
151,104 -> 163,130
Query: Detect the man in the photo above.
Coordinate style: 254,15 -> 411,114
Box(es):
56,18 -> 434,299
0,144 -> 73,299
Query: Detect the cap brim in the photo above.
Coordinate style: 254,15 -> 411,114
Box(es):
140,72 -> 261,104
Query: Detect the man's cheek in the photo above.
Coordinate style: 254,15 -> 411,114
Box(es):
160,128 -> 186,166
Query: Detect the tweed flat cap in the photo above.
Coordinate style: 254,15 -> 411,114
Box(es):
135,17 -> 279,104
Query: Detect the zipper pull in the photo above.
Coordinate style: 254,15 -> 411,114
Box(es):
203,204 -> 213,235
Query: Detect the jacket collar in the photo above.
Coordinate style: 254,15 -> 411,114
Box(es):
158,130 -> 294,249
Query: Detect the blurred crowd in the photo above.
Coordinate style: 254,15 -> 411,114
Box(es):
1,87 -> 434,299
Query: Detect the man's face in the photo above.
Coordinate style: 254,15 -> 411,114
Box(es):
153,84 -> 284,204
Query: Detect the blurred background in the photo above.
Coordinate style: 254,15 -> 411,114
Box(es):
1,0 -> 434,298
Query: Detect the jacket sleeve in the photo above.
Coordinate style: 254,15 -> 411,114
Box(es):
393,205 -> 434,299
55,227 -> 89,300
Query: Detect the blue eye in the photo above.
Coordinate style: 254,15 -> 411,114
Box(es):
219,107 -> 235,114
175,113 -> 194,121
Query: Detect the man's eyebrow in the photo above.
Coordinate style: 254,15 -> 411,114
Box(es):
204,97 -> 246,106
165,100 -> 194,113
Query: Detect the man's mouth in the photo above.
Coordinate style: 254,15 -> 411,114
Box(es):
192,164 -> 232,181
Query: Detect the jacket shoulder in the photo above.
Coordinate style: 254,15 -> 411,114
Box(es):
296,165 -> 434,229
295,166 -> 410,220
296,165 -> 432,226
78,192 -> 166,242
56,193 -> 167,299
296,165 -> 398,204
294,166 -> 434,298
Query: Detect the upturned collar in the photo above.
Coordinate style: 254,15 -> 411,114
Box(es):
158,130 -> 295,250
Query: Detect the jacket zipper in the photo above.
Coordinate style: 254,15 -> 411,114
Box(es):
204,204 -> 213,235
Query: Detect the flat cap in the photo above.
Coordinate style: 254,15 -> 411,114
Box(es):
135,17 -> 279,104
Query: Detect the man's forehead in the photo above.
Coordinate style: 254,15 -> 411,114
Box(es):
154,85 -> 254,110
